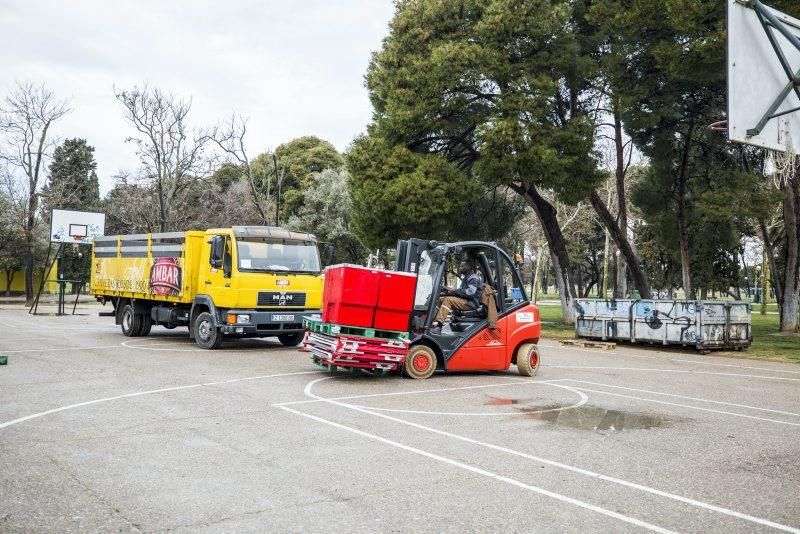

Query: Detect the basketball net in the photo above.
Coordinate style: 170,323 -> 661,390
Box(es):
765,122 -> 797,188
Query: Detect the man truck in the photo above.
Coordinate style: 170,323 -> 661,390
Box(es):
91,226 -> 323,349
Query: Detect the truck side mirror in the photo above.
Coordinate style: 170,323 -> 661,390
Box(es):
210,236 -> 224,269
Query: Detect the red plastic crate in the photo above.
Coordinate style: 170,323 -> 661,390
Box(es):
373,271 -> 417,331
322,265 -> 380,326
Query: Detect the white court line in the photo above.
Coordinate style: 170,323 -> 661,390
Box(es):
343,382 -> 588,417
670,358 -> 800,374
540,341 -> 800,375
558,379 -> 800,418
120,339 -> 200,352
0,371 -> 321,430
300,377 -> 800,533
562,386 -> 800,428
546,365 -> 800,382
1,345 -> 120,354
276,378 -> 574,407
278,404 -> 675,533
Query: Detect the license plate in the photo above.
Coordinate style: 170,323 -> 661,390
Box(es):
272,314 -> 295,322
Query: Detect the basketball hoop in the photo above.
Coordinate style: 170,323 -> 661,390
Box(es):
764,120 -> 797,188
708,119 -> 728,133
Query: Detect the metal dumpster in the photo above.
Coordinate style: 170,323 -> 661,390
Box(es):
575,299 -> 752,350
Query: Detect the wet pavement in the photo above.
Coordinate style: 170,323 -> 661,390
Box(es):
1,303 -> 799,532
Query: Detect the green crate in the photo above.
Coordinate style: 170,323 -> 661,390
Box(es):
0,354 -> 7,365
302,316 -> 409,341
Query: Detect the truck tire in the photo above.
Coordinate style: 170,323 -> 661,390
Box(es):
120,304 -> 143,337
516,343 -> 540,377
278,333 -> 303,347
194,311 -> 223,349
138,313 -> 152,337
403,345 -> 436,379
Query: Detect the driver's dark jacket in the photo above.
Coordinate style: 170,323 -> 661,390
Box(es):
450,272 -> 483,309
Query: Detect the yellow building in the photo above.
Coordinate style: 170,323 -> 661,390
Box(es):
0,262 -> 60,295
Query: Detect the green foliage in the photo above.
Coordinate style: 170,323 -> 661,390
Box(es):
250,136 -> 343,222
347,134 -> 480,248
42,138 -> 99,213
285,169 -> 368,266
365,0 -> 603,200
275,136 -> 343,218
211,162 -> 245,192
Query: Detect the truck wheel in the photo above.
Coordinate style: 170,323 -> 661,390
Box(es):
404,345 -> 436,379
120,304 -> 143,337
278,333 -> 303,347
138,313 -> 152,337
194,312 -> 223,349
516,343 -> 540,377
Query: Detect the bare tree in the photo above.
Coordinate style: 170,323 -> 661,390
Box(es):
209,114 -> 289,225
0,82 -> 70,304
115,85 -> 211,232
208,114 -> 269,223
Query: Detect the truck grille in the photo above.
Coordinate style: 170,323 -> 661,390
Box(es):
257,291 -> 306,307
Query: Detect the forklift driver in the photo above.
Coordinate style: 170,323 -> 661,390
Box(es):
430,260 -> 483,333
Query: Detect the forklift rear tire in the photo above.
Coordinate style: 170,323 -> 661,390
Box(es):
120,304 -> 143,337
516,343 -> 540,377
194,312 -> 223,349
278,333 -> 304,347
404,345 -> 436,379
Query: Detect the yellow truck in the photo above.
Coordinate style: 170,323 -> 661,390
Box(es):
91,226 -> 323,349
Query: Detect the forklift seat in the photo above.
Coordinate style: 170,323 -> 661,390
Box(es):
451,305 -> 487,322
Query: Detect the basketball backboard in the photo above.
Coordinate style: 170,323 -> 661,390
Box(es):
728,0 -> 800,153
50,209 -> 106,244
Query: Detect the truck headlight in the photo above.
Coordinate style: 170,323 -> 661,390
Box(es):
227,314 -> 250,324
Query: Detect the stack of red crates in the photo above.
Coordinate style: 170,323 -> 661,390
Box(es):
322,265 -> 416,332
304,264 -> 417,372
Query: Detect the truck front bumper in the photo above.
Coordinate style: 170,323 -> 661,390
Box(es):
219,309 -> 321,336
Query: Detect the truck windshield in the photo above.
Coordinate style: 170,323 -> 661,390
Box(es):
236,239 -> 321,273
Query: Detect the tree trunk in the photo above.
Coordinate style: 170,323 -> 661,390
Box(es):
758,219 -> 783,306
676,126 -> 694,299
5,269 -> 13,296
516,182 -> 577,324
589,191 -> 652,298
779,179 -> 800,332
613,102 -> 629,298
531,244 -> 543,304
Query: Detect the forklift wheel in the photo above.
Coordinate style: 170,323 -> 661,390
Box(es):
404,345 -> 436,379
516,343 -> 540,377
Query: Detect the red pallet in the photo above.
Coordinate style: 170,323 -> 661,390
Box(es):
303,330 -> 408,373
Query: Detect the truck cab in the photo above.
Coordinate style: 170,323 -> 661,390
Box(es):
191,226 -> 324,348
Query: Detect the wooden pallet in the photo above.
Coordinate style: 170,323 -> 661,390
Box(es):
560,339 -> 616,350
303,316 -> 410,341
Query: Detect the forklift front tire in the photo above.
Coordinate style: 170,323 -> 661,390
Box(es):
404,345 -> 436,379
516,343 -> 540,377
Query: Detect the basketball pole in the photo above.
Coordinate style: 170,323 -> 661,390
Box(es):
29,242 -> 63,316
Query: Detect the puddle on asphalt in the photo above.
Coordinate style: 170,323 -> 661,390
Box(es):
483,396 -> 670,431
526,404 -> 670,431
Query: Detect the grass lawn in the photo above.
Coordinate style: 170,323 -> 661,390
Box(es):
537,303 -> 799,363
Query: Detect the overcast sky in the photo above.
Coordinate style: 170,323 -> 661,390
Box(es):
0,0 -> 395,195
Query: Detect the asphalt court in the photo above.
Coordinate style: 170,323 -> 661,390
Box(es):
1,305 -> 799,532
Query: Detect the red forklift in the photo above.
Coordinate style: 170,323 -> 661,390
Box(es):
392,238 -> 541,379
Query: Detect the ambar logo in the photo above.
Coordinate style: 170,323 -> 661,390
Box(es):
150,258 -> 182,297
